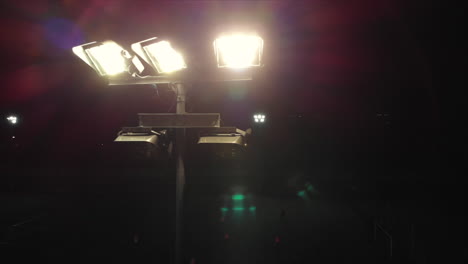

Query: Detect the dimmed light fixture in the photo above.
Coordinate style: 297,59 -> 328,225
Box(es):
197,127 -> 251,159
113,127 -> 170,161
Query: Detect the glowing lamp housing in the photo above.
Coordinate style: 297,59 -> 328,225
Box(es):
131,37 -> 187,74
72,41 -> 144,76
214,34 -> 264,68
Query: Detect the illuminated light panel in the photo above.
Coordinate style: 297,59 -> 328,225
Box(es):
75,42 -> 128,76
214,34 -> 263,68
232,194 -> 245,200
232,207 -> 245,211
143,41 -> 186,73
86,42 -> 127,75
73,41 -> 145,77
142,40 -> 186,73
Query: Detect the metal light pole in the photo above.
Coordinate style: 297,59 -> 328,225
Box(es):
174,82 -> 186,264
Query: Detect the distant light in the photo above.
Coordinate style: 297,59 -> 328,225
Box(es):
73,41 -> 132,76
232,207 -> 245,211
214,34 -> 263,68
12,136 -> 16,139
297,190 -> 311,201
220,207 -> 229,212
253,114 -> 265,123
305,183 -> 315,192
249,206 -> 256,212
6,115 -> 18,125
131,38 -> 186,73
232,194 -> 245,200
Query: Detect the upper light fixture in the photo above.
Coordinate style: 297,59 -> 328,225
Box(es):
214,34 -> 264,68
72,41 -> 144,76
131,37 -> 186,74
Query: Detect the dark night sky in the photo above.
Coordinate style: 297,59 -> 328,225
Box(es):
0,0 -> 437,167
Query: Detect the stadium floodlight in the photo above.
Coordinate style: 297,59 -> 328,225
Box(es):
131,37 -> 186,74
6,115 -> 18,125
214,34 -> 264,68
253,114 -> 265,123
72,41 -> 144,76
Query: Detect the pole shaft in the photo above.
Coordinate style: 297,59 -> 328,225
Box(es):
176,83 -> 186,114
175,83 -> 186,264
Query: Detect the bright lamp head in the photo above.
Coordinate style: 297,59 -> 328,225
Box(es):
131,37 -> 186,74
72,41 -> 142,76
214,34 -> 263,68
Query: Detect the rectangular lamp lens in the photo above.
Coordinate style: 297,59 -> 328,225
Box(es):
143,41 -> 186,73
214,35 -> 263,68
85,42 -> 127,76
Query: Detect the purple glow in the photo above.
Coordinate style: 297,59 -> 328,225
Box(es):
43,18 -> 84,50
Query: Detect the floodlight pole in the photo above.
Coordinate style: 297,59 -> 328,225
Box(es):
174,82 -> 186,264
109,74 -> 250,264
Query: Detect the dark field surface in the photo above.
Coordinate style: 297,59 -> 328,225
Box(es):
0,154 -> 463,264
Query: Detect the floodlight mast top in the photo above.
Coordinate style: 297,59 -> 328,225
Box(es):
72,33 -> 262,85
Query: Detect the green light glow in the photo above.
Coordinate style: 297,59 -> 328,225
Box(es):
305,182 -> 315,192
297,190 -> 311,201
232,194 -> 245,200
220,207 -> 229,212
249,206 -> 256,211
232,207 -> 245,211
297,190 -> 306,197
